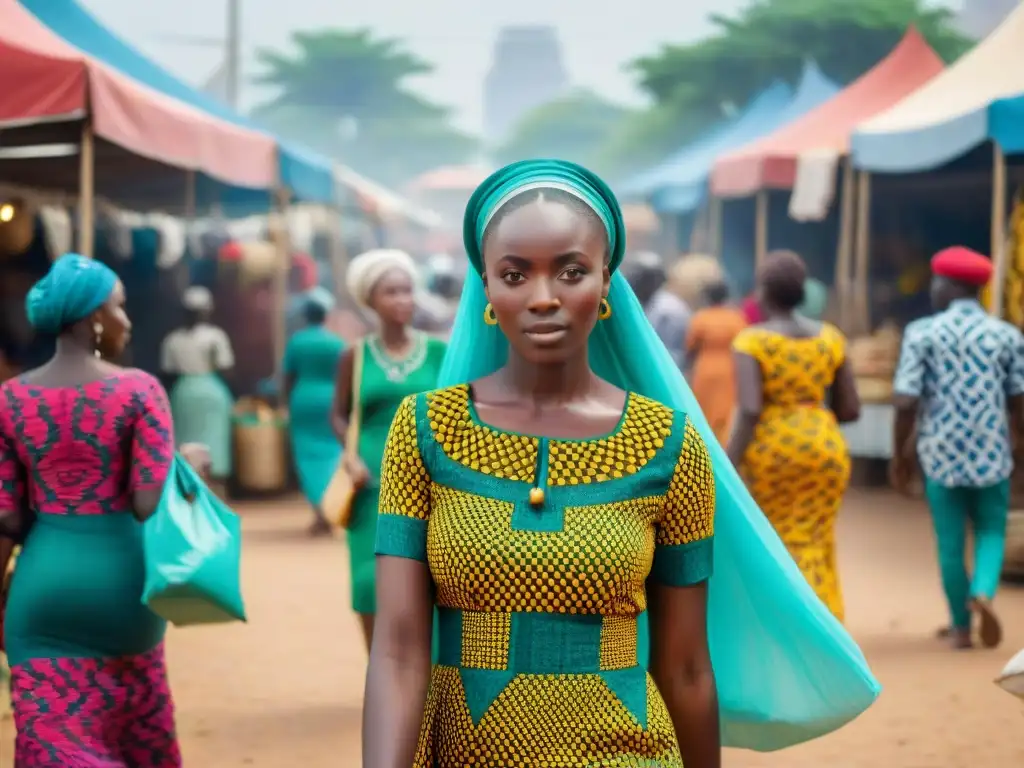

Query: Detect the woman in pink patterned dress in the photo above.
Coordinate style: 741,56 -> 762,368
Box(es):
0,254 -> 180,766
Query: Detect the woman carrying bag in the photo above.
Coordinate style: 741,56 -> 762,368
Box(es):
329,250 -> 446,650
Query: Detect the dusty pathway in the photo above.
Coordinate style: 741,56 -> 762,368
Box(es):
4,490 -> 1024,766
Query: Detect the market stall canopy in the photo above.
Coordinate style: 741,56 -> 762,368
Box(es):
712,29 -> 944,197
407,166 -> 491,192
989,93 -> 1024,154
852,3 -> 1024,173
19,0 -> 333,205
618,62 -> 840,214
334,166 -> 444,230
0,0 -> 274,193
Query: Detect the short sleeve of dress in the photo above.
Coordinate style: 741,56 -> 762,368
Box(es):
824,323 -> 847,369
130,372 -> 176,491
732,328 -> 761,359
375,395 -> 432,562
651,417 -> 715,587
0,396 -> 24,515
210,327 -> 235,370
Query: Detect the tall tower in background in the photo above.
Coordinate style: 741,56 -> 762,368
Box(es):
483,26 -> 569,146
956,0 -> 1019,39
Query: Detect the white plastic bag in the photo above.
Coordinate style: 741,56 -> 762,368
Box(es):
996,648 -> 1024,699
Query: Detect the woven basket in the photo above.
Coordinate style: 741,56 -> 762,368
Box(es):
1003,510 -> 1024,579
234,416 -> 288,492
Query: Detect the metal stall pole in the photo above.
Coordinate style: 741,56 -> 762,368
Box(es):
78,120 -> 95,257
708,196 -> 723,259
991,142 -> 1008,318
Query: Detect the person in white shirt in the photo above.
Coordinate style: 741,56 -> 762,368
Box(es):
160,286 -> 236,486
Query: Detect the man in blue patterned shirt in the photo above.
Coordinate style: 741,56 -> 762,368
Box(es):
892,246 -> 1024,650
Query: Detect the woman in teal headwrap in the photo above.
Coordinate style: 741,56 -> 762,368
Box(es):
282,287 -> 345,535
364,161 -> 879,767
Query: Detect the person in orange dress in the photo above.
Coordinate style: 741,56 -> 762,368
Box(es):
686,280 -> 748,443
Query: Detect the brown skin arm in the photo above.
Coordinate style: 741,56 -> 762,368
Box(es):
829,360 -> 861,424
650,581 -> 720,768
362,555 -> 434,768
890,394 -> 918,494
330,347 -> 355,444
726,352 -> 763,466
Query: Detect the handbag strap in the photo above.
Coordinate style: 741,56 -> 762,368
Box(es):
346,339 -> 365,450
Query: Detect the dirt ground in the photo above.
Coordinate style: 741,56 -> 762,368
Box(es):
3,489 -> 1024,767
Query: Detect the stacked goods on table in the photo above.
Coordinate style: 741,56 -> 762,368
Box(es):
848,323 -> 902,403
233,397 -> 289,493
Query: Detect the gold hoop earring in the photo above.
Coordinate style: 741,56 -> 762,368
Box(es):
483,303 -> 498,326
598,298 -> 612,320
92,322 -> 103,358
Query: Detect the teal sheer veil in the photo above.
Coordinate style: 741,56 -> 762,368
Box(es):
439,160 -> 879,751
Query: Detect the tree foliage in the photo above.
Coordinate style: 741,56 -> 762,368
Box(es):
493,90 -> 632,171
611,0 -> 973,173
251,29 -> 477,185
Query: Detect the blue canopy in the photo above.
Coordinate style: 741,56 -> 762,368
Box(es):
989,94 -> 1024,156
20,0 -> 334,207
621,63 -> 840,214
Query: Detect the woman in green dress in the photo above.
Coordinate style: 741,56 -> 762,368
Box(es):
283,287 -> 345,536
331,249 -> 446,649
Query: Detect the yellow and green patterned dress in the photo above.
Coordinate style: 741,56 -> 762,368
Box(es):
375,384 -> 715,767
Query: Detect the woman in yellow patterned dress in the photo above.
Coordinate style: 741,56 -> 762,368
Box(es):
726,250 -> 861,621
363,163 -> 879,768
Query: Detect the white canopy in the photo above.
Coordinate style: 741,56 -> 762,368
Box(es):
852,7 -> 1024,172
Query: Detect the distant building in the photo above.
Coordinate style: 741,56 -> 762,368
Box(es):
483,26 -> 569,145
956,0 -> 1019,39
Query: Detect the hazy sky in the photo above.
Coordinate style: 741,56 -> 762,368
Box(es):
79,0 -> 960,133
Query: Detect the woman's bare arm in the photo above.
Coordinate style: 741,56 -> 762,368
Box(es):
726,352 -> 763,466
650,581 -> 720,768
362,555 -> 434,768
330,347 -> 355,444
829,360 -> 861,424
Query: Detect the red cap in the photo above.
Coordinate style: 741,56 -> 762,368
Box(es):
931,246 -> 993,286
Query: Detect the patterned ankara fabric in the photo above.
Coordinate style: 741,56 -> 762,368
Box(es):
894,299 -> 1024,488
375,386 -> 715,766
0,370 -> 181,766
732,323 -> 851,620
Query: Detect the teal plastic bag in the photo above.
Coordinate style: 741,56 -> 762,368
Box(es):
142,454 -> 247,626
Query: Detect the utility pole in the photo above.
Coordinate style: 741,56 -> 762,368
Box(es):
225,0 -> 241,109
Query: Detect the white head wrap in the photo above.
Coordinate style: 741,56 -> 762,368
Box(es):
182,286 -> 213,312
346,248 -> 418,309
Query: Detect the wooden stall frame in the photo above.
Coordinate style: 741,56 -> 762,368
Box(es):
270,184 -> 291,381
754,189 -> 768,269
991,142 -> 1007,318
834,156 -> 856,332
78,121 -> 95,257
852,169 -> 872,336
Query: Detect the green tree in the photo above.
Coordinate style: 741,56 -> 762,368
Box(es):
611,0 -> 972,172
493,90 -> 633,172
251,29 -> 477,185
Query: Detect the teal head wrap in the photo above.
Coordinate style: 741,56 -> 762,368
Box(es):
303,286 -> 336,313
464,159 -> 626,275
25,253 -> 118,334
439,159 -> 879,751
